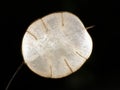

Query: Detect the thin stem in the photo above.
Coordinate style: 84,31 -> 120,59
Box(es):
86,25 -> 95,30
5,61 -> 24,90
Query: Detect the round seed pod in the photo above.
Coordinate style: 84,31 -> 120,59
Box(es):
22,12 -> 93,78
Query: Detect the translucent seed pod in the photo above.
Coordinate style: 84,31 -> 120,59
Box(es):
22,12 -> 93,78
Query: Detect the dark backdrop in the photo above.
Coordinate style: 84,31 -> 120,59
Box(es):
1,0 -> 120,90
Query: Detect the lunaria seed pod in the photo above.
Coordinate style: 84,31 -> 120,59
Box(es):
22,12 -> 93,78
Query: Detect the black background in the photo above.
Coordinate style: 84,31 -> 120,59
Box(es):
1,0 -> 120,90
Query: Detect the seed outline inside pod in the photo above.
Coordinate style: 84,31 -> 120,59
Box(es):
22,12 -> 93,78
